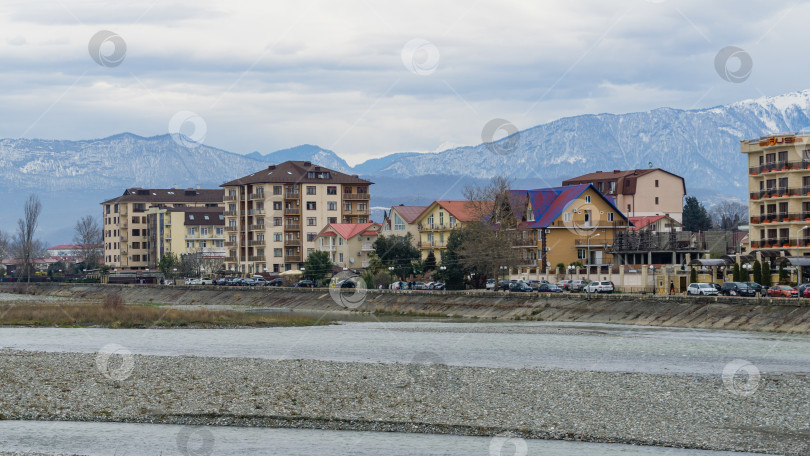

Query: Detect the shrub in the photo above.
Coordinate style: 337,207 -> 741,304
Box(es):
102,293 -> 125,310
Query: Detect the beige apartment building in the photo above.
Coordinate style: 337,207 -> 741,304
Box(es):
145,206 -> 226,269
316,222 -> 381,269
101,188 -> 224,270
742,133 -> 810,258
221,161 -> 373,274
562,168 -> 686,223
381,205 -> 426,243
413,200 -> 489,260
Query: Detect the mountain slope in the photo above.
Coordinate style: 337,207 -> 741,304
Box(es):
245,144 -> 351,172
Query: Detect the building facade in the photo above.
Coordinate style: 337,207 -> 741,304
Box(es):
381,205 -> 426,243
145,207 -> 226,269
221,161 -> 373,274
742,132 -> 810,258
413,200 -> 487,260
562,168 -> 686,223
316,222 -> 381,269
101,188 -> 224,270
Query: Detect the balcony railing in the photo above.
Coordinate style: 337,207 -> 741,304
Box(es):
224,210 -> 238,217
224,194 -> 239,202
248,209 -> 264,216
225,226 -> 238,232
285,255 -> 302,262
284,239 -> 301,246
750,238 -> 808,249
418,241 -> 447,248
751,212 -> 810,224
284,208 -> 300,215
321,245 -> 336,251
750,187 -> 810,200
361,243 -> 375,251
418,223 -> 458,231
343,193 -> 371,200
285,191 -> 300,199
749,160 -> 810,175
248,193 -> 265,200
224,241 -> 237,247
248,255 -> 266,262
225,256 -> 237,262
248,224 -> 265,231
248,239 -> 265,246
285,224 -> 301,231
511,238 -> 536,247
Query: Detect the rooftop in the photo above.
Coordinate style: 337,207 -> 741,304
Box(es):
222,160 -> 373,186
102,188 -> 223,205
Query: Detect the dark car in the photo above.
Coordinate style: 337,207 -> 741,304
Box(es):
745,282 -> 763,295
337,279 -> 356,289
557,280 -> 572,291
214,278 -> 228,286
295,280 -> 315,288
720,282 -> 755,297
266,278 -> 283,287
509,281 -> 533,292
537,283 -> 563,293
496,280 -> 510,291
796,283 -> 810,297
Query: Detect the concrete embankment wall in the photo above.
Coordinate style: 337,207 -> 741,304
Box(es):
4,283 -> 810,333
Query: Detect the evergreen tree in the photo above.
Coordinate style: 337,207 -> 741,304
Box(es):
752,260 -> 762,285
761,261 -> 772,286
424,250 -> 437,272
779,263 -> 789,283
441,229 -> 468,290
302,250 -> 334,283
690,267 -> 697,284
683,196 -> 713,232
157,253 -> 180,279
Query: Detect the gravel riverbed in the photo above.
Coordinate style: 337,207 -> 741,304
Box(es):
0,350 -> 808,455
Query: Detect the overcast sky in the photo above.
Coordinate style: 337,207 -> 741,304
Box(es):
0,0 -> 807,165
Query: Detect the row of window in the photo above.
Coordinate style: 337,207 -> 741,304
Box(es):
229,201 -> 367,212
187,227 -> 225,236
228,185 -> 369,197
186,240 -> 225,249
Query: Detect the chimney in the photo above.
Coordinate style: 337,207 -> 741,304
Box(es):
268,165 -> 276,170
304,161 -> 312,167
613,170 -> 620,173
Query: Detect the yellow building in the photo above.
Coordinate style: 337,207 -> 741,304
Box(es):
316,222 -> 381,270
146,207 -> 226,269
221,161 -> 373,275
413,200 -> 488,260
742,132 -> 810,259
101,187 -> 223,270
381,205 -> 426,245
509,184 -> 631,275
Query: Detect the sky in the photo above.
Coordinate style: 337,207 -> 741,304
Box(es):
0,0 -> 808,165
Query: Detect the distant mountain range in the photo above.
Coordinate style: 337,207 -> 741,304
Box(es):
4,89 -> 810,242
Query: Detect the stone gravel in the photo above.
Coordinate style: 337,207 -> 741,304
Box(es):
0,350 -> 808,455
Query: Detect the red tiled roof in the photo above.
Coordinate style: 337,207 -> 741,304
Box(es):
417,201 -> 491,222
318,223 -> 381,240
390,205 -> 428,224
628,215 -> 682,231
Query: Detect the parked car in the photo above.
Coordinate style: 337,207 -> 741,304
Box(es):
295,280 -> 315,288
570,280 -> 590,292
526,280 -> 548,290
537,283 -> 563,293
199,277 -> 213,285
496,280 -> 510,291
226,277 -> 244,286
509,281 -> 533,292
767,285 -> 798,298
214,278 -> 228,286
795,283 -> 810,297
803,287 -> 810,299
432,282 -> 445,290
486,279 -> 496,290
252,277 -> 269,286
745,282 -> 763,295
720,282 -> 755,297
184,278 -> 200,285
687,283 -> 719,296
556,280 -> 572,291
710,283 -> 722,292
584,281 -> 614,294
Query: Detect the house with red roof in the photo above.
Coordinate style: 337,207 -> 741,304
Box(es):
381,205 -> 427,245
628,215 -> 683,232
412,200 -> 492,260
316,222 -> 382,269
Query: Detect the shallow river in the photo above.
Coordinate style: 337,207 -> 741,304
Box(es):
0,420 -> 765,455
1,321 -> 808,374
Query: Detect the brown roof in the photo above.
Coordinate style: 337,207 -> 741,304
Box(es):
416,200 -> 492,223
183,210 -> 225,226
101,188 -> 224,205
221,161 -> 373,186
561,168 -> 685,196
390,205 -> 428,224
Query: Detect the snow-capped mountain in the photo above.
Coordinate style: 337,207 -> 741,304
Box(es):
245,144 -> 352,173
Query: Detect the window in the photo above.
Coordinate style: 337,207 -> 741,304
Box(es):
564,212 -> 571,222
187,241 -> 194,249
201,227 -> 210,236
273,201 -> 282,210
274,217 -> 282,226
655,197 -> 659,205
449,215 -> 456,226
214,240 -> 223,247
338,237 -> 343,246
328,202 -> 337,211
627,204 -> 631,213
344,187 -> 352,194
328,217 -> 337,223
577,248 -> 586,260
306,186 -> 316,195
327,186 -> 337,195
216,228 -> 224,235
339,253 -> 344,262
394,213 -> 405,230
344,202 -> 352,211
306,202 -> 316,210
655,179 -> 659,188
439,212 -> 444,225
584,195 -> 591,203
358,217 -> 367,223
358,203 -> 366,211
307,232 -> 317,242
427,215 -> 434,225
609,181 -> 616,194
273,186 -> 282,195
607,212 -> 614,222
274,233 -> 282,242
526,207 -> 534,222
274,248 -> 282,257
307,217 -> 317,226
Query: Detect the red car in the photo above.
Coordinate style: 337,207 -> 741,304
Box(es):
767,285 -> 798,298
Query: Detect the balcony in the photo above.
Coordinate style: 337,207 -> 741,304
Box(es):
518,259 -> 538,267
121,221 -> 128,229
224,210 -> 238,217
284,208 -> 300,215
284,238 -> 301,246
574,239 -> 611,247
120,235 -> 128,242
750,212 -> 810,224
418,240 -> 446,248
225,226 -> 238,232
343,193 -> 371,200
361,242 -> 375,251
248,255 -> 266,262
248,209 -> 264,216
285,224 -> 301,231
285,255 -> 302,262
225,256 -> 237,262
418,223 -> 458,231
248,239 -> 266,247
750,187 -> 810,200
248,193 -> 265,200
248,224 -> 265,231
119,208 -> 128,216
224,241 -> 237,247
749,160 -> 810,175
285,191 -> 300,199
224,194 -> 239,202
511,238 -> 537,247
750,238 -> 799,249
321,245 -> 336,251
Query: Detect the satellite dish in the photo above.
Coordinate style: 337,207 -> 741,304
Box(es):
349,257 -> 355,264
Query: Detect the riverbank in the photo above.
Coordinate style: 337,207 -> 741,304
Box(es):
4,283 -> 810,333
1,350 -> 807,455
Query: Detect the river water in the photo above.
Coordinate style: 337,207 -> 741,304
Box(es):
0,420 -> 764,455
1,321 -> 808,374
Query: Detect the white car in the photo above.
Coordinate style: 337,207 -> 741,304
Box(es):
199,277 -> 213,285
486,279 -> 496,290
184,278 -> 200,285
687,283 -> 718,296
583,281 -> 614,293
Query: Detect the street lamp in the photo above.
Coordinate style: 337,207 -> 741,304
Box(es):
586,232 -> 601,282
567,264 -> 576,281
500,265 -> 508,282
649,264 -> 656,294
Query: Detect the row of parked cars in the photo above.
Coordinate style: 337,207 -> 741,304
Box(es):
184,276 -> 285,287
486,279 -> 615,293
686,281 -> 810,298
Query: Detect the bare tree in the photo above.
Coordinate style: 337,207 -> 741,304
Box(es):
0,230 -> 8,276
710,201 -> 748,230
15,194 -> 43,282
73,215 -> 102,267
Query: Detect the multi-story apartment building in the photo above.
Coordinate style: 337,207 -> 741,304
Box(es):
221,161 -> 373,274
509,184 -> 630,275
413,200 -> 487,260
101,187 -> 224,270
381,205 -> 426,243
145,206 -> 226,268
316,222 -> 381,269
742,132 -> 810,258
562,168 -> 686,223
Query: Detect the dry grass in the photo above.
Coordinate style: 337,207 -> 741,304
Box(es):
0,302 -> 328,328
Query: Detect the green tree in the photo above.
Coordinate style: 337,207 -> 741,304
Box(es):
690,267 -> 697,284
157,253 -> 180,278
732,263 -> 741,282
779,263 -> 789,283
303,250 -> 334,283
372,233 -> 421,280
682,196 -> 712,232
752,260 -> 762,285
761,261 -> 772,286
424,251 -> 437,272
439,229 -> 467,290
